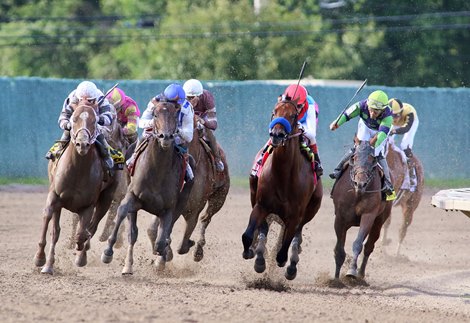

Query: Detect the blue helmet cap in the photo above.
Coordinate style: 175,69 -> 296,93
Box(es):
163,83 -> 186,105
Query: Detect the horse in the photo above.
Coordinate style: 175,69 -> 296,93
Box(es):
101,100 -> 191,274
34,104 -> 119,274
67,103 -> 129,249
242,99 -> 323,280
332,139 -> 392,281
382,138 -> 424,255
147,115 -> 230,262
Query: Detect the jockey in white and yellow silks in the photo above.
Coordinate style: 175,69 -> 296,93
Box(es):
389,98 -> 420,190
329,90 -> 396,201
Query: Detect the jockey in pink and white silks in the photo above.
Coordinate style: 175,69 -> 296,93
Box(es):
138,83 -> 195,181
45,81 -> 115,169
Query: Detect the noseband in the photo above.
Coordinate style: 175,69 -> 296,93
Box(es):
269,100 -> 301,144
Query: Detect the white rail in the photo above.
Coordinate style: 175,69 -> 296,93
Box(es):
431,188 -> 470,218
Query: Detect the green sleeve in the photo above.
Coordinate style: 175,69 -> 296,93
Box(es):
374,115 -> 393,148
337,103 -> 360,126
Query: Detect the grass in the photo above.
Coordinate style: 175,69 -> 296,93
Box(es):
0,177 -> 469,190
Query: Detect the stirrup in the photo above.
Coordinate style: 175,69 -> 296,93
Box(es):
385,190 -> 397,201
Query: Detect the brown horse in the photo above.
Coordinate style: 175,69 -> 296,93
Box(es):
332,140 -> 392,281
382,139 -> 424,255
147,115 -> 230,262
101,101 -> 191,274
242,100 -> 323,280
34,104 -> 119,274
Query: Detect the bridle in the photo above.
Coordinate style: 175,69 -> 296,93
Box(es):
349,143 -> 382,193
269,100 -> 302,145
70,107 -> 99,145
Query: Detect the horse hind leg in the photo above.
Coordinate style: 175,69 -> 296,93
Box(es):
334,216 -> 348,280
34,199 -> 56,268
75,206 -> 94,267
381,214 -> 392,247
178,209 -> 198,256
154,210 -> 173,271
67,213 -> 79,249
396,200 -> 416,256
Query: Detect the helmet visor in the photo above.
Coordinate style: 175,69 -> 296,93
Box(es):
367,98 -> 387,110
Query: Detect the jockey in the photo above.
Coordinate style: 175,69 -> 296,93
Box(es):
250,84 -> 323,178
45,81 -> 115,170
329,90 -> 396,201
136,83 -> 195,182
106,87 -> 141,145
389,98 -> 420,189
183,79 -> 224,172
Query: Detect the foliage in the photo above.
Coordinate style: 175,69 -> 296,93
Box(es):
0,0 -> 468,87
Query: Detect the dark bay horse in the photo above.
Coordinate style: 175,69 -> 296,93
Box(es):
382,139 -> 424,255
147,115 -> 230,262
101,101 -> 190,274
34,104 -> 119,274
332,140 -> 392,281
242,99 -> 323,280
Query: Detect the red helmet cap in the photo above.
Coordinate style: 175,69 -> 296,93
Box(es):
283,84 -> 308,106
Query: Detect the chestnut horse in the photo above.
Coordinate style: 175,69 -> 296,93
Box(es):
382,139 -> 424,255
242,99 -> 323,280
332,140 -> 392,281
34,104 -> 119,274
101,101 -> 190,274
147,115 -> 230,262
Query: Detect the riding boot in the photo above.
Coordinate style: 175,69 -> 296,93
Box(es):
96,133 -> 114,170
310,144 -> 323,177
45,131 -> 70,160
404,148 -> 417,189
329,148 -> 355,179
205,129 -> 224,172
250,143 -> 272,177
377,155 -> 397,201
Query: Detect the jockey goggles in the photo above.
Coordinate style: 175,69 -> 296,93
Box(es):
367,98 -> 387,111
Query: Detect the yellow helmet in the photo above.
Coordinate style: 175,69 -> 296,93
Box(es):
367,90 -> 389,110
388,98 -> 403,114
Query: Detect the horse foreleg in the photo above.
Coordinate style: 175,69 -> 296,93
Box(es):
359,216 -> 385,278
41,209 -> 62,275
334,216 -> 348,280
75,206 -> 94,267
347,214 -> 374,278
276,220 -> 297,268
285,228 -> 304,280
154,210 -> 173,271
242,204 -> 268,259
102,196 -> 134,264
254,220 -> 269,273
122,211 -> 138,275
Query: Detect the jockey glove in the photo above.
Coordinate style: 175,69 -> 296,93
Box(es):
98,116 -> 105,126
64,121 -> 71,131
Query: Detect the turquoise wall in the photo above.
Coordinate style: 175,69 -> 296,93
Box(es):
0,77 -> 468,179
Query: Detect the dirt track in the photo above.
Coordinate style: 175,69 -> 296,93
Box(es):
1,184 -> 469,322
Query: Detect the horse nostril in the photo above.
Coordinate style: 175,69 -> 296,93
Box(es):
158,133 -> 164,139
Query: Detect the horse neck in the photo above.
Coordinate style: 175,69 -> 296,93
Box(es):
271,138 -> 301,172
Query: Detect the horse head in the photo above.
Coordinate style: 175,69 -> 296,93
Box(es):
350,140 -> 378,193
70,104 -> 99,156
152,101 -> 179,150
269,100 -> 298,147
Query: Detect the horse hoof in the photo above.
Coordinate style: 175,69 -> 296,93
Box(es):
254,257 -> 266,273
194,243 -> 204,262
34,256 -> 46,267
75,253 -> 87,267
101,250 -> 113,264
41,266 -> 53,275
242,233 -> 253,252
122,267 -> 133,275
285,265 -> 297,280
276,254 -> 287,267
242,249 -> 254,259
177,240 -> 194,255
346,268 -> 358,278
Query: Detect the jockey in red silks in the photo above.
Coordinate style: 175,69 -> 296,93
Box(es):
250,84 -> 324,179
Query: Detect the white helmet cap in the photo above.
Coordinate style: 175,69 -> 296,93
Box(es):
76,81 -> 100,100
183,79 -> 203,97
